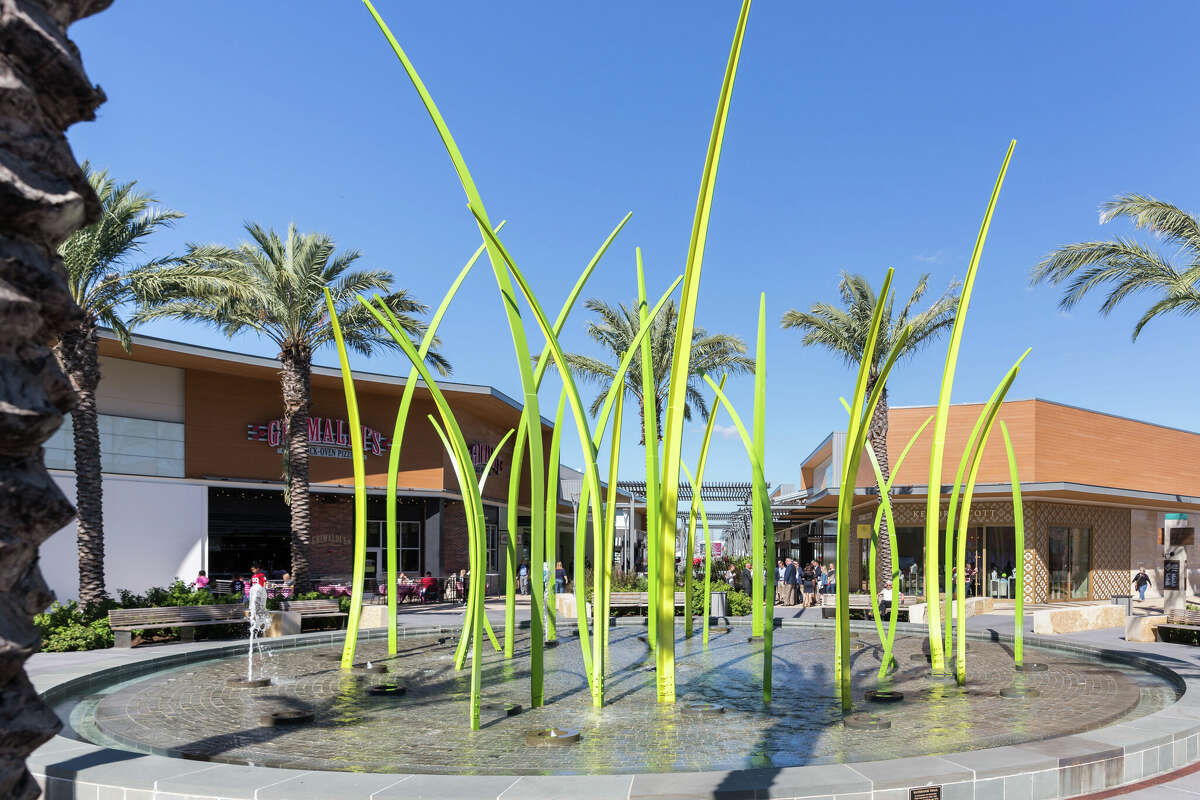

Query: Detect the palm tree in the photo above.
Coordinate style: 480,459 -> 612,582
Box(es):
562,298 -> 754,443
1031,195 -> 1200,340
781,272 -> 959,581
55,163 -> 219,604
135,222 -> 448,589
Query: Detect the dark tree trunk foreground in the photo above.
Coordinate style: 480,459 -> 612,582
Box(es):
53,323 -> 105,604
0,1 -> 113,796
280,346 -> 312,590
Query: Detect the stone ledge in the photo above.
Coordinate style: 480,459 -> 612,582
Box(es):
908,596 -> 995,624
1127,614 -> 1167,643
1034,604 -> 1125,634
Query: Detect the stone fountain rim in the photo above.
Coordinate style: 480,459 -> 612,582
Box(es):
30,619 -> 1200,800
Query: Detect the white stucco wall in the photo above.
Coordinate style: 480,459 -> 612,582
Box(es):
43,473 -> 207,603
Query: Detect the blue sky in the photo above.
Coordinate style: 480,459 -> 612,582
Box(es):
68,1 -> 1200,490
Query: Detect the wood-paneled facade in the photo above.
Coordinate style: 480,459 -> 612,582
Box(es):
782,399 -> 1200,603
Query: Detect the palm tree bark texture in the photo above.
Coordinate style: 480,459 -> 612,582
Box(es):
865,377 -> 890,580
280,343 -> 313,590
0,0 -> 113,796
52,325 -> 105,603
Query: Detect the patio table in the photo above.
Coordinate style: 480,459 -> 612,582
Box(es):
377,582 -> 421,603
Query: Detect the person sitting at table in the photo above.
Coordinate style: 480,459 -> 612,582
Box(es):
419,571 -> 438,602
398,571 -> 411,584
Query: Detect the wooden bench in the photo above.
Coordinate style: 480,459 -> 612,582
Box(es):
278,598 -> 347,628
108,604 -> 248,648
608,592 -> 687,612
820,593 -> 915,620
1159,609 -> 1200,641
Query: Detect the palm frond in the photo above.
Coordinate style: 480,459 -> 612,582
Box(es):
57,162 -> 184,324
143,220 -> 446,372
1099,194 -> 1200,255
782,272 -> 959,375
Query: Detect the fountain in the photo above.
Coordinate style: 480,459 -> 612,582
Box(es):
226,583 -> 270,688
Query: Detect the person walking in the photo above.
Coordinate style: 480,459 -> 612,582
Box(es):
194,570 -> 209,590
518,561 -> 530,595
554,561 -> 567,593
775,560 -> 786,603
1132,568 -> 1152,602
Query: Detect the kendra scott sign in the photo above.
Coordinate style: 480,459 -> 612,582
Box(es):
246,417 -> 390,459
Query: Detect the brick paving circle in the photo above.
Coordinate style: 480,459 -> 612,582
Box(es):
77,627 -> 1178,775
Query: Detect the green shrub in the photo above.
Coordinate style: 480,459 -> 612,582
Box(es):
37,580 -> 245,652
35,601 -> 114,652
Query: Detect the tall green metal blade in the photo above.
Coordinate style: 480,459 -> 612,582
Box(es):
657,0 -> 752,706
545,387 -> 567,641
325,290 -> 370,671
361,0 -> 551,707
924,140 -> 1016,675
1001,421 -> 1026,668
684,374 -> 726,641
636,250 -> 661,649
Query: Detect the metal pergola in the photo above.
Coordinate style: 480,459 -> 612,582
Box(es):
615,480 -> 758,504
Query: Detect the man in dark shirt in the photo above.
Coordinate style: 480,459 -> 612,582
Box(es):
783,558 -> 798,606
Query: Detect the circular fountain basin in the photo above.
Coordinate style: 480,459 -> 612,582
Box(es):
63,626 -> 1178,776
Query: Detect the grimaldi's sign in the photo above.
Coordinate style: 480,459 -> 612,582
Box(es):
246,417 -> 390,459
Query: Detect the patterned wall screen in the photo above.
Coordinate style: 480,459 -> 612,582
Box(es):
887,499 -> 1130,603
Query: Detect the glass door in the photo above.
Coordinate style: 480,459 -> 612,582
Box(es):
364,548 -> 381,588
1048,526 -> 1091,600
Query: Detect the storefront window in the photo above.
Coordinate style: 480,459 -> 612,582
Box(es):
207,488 -> 290,579
1049,526 -> 1091,600
486,522 -> 499,573
400,521 -> 421,573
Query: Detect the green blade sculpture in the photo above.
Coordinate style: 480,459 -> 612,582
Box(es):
924,141 -> 1016,675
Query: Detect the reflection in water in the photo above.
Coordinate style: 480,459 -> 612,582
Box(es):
71,627 -> 1180,776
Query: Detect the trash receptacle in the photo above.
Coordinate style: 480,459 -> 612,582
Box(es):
710,591 -> 727,618
1111,594 -> 1132,616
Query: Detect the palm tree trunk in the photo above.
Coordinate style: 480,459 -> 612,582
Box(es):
280,346 -> 313,591
53,322 -> 107,604
0,1 -> 110,795
637,396 -> 646,446
866,378 -> 891,587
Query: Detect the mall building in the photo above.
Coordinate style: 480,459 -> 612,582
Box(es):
773,398 -> 1200,603
41,330 -> 594,602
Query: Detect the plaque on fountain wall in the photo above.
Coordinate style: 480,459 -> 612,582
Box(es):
1164,559 -> 1181,590
910,788 -> 941,800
